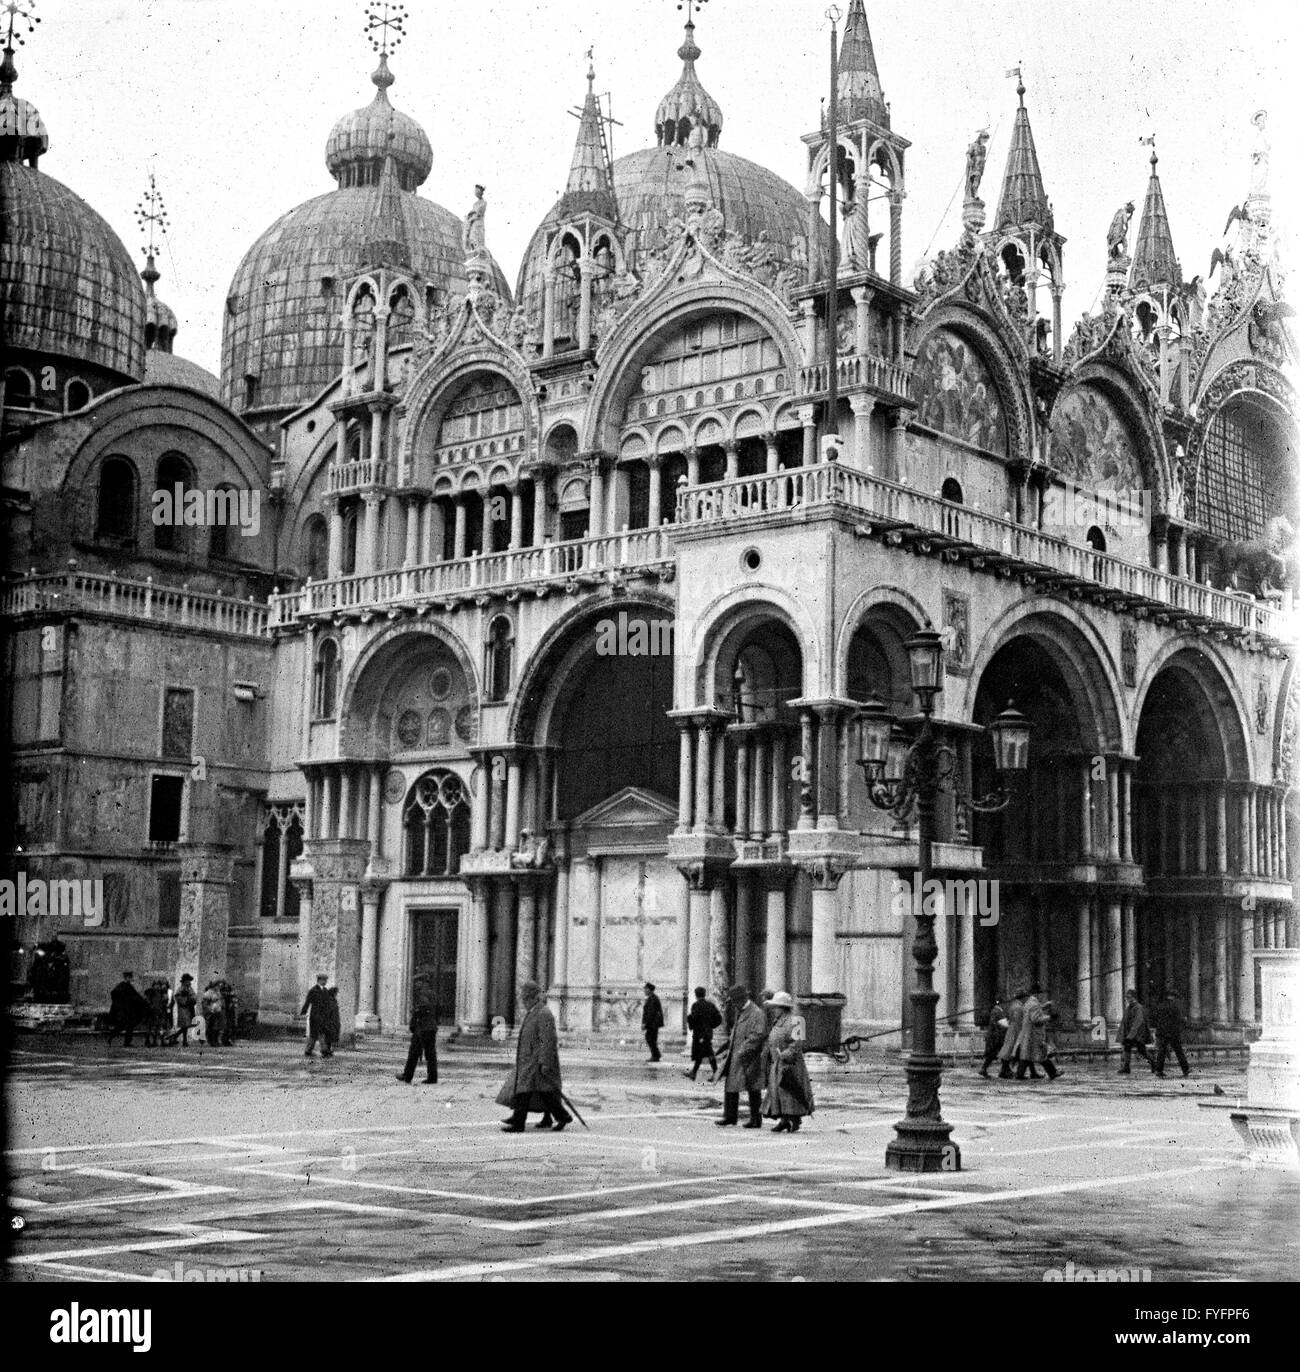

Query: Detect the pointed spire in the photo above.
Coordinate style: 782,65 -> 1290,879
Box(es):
1130,144 -> 1181,292
836,0 -> 889,128
361,151 -> 410,269
994,71 -> 1054,234
559,56 -> 618,221
655,16 -> 723,149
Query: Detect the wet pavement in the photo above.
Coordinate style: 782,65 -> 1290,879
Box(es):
6,1034 -> 1297,1282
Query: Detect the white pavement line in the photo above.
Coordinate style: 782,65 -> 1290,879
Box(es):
77,1166 -> 229,1190
230,1163 -> 861,1208
957,1114 -> 1060,1130
23,1187 -> 237,1213
494,1192 -> 871,1232
11,1228 -> 268,1266
376,1160 -> 1235,1282
27,1263 -> 169,1282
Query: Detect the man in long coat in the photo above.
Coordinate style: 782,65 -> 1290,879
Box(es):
996,991 -> 1024,1079
106,971 -> 148,1046
502,980 -> 571,1132
301,974 -> 333,1057
716,985 -> 768,1127
1118,989 -> 1155,1074
1014,985 -> 1061,1080
1152,990 -> 1190,1078
397,972 -> 439,1084
642,982 -> 664,1062
979,996 -> 1009,1077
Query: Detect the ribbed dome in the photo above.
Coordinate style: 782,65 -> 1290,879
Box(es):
655,20 -> 722,148
515,147 -> 813,324
1,161 -> 146,382
221,183 -> 511,419
144,352 -> 221,400
325,54 -> 433,191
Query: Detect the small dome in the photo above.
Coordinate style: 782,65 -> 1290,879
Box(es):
325,55 -> 432,191
0,44 -> 48,165
1,162 -> 145,382
144,352 -> 222,400
655,21 -> 722,149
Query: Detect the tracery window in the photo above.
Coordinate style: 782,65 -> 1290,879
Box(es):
403,770 -> 471,877
1193,400 -> 1293,543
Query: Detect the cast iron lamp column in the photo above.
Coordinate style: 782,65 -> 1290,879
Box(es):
856,626 -> 1031,1172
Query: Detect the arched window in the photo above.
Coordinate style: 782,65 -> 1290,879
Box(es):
1193,398 -> 1295,544
96,457 -> 137,543
1085,525 -> 1107,553
4,367 -> 35,408
941,477 -> 964,504
303,514 -> 329,581
485,615 -> 515,701
208,484 -> 238,560
940,477 -> 963,539
65,379 -> 91,412
403,770 -> 471,877
153,452 -> 194,552
313,638 -> 340,718
341,504 -> 359,575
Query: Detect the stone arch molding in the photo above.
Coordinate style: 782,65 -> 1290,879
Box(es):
339,621 -> 481,728
584,237 -> 804,455
685,584 -> 822,711
834,585 -> 931,694
962,599 -> 1127,754
398,337 -> 540,475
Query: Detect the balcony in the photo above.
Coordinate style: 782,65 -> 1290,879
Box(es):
328,458 -> 391,495
799,352 -> 913,405
272,527 -> 675,626
675,466 -> 1285,645
1,570 -> 271,638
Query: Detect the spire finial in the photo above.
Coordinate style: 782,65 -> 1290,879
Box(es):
1006,64 -> 1024,106
1,0 -> 40,91
1141,132 -> 1157,169
134,170 -> 170,294
365,2 -> 406,90
586,45 -> 595,90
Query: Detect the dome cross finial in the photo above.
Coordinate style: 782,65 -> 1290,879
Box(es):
364,2 -> 407,58
135,169 -> 170,268
2,0 -> 39,94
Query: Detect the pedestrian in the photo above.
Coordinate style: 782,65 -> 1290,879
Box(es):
301,973 -> 333,1057
997,990 -> 1025,1079
1014,985 -> 1061,1080
201,981 -> 226,1045
760,991 -> 814,1132
1118,988 -> 1156,1074
683,985 -> 722,1081
1152,989 -> 1190,1078
324,986 -> 342,1052
170,973 -> 197,1046
715,985 -> 768,1128
220,979 -> 238,1045
106,971 -> 148,1046
501,980 -> 572,1133
143,979 -> 170,1047
397,972 -> 439,1084
979,995 -> 1009,1077
642,981 -> 664,1062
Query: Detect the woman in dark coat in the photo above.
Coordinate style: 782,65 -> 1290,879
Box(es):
997,991 -> 1025,1078
760,992 -> 814,1132
322,987 -> 342,1052
500,981 -> 571,1132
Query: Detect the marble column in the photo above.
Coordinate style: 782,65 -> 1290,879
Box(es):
1122,896 -> 1137,989
1107,765 -> 1121,861
1214,903 -> 1229,1023
1104,899 -> 1123,1023
809,864 -> 842,994
734,872 -> 756,992
505,753 -> 524,851
1215,785 -> 1228,873
588,460 -> 606,538
734,734 -> 751,839
515,883 -> 537,987
550,853 -> 571,1024
711,726 -> 727,830
176,844 -> 235,995
676,723 -> 695,832
798,710 -> 816,828
693,723 -> 711,835
687,877 -> 710,1000
1187,907 -> 1202,1021
356,883 -> 382,1031
1238,909 -> 1255,1023
764,879 -> 787,992
1121,763 -> 1134,862
452,499 -> 467,559
709,885 -> 730,999
465,882 -> 490,1032
646,456 -> 662,528
490,755 -> 507,850
586,856 -> 602,1028
1076,896 -> 1092,1022
424,500 -> 445,563
493,883 -> 518,1023
470,756 -> 490,853
532,473 -> 548,543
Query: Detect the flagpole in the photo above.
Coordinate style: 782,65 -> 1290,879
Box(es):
826,7 -> 841,449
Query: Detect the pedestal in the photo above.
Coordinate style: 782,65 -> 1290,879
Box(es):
175,844 -> 236,993
1230,949 -> 1300,1168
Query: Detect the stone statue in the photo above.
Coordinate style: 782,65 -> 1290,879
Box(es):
686,111 -> 708,155
1107,202 -> 1135,261
965,129 -> 990,201
463,184 -> 487,256
509,828 -> 553,869
1249,110 -> 1270,197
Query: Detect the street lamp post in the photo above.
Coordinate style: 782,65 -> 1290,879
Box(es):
856,626 -> 1031,1172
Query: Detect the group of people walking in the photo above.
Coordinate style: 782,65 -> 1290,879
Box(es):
979,986 -> 1062,1080
105,970 -> 231,1048
1118,988 -> 1191,1077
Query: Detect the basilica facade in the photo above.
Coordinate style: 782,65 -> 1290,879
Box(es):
3,2 -> 1296,1047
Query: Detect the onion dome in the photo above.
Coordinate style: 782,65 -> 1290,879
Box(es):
222,54 -> 509,426
142,253 -> 178,352
836,0 -> 889,129
325,53 -> 433,191
0,40 -> 144,386
994,75 -> 1054,235
655,20 -> 722,148
1130,148 -> 1182,292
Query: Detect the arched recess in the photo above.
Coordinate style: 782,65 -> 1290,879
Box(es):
687,585 -> 820,709
399,345 -> 540,476
584,283 -> 804,456
1050,362 -> 1169,514
910,304 -> 1032,464
95,455 -> 138,544
339,625 -> 479,762
511,595 -> 678,820
835,586 -> 930,698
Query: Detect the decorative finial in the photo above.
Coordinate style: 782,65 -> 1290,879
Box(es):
1006,64 -> 1024,104
585,45 -> 595,88
3,0 -> 39,52
134,170 -> 169,291
1140,132 -> 1157,168
364,2 -> 407,56
675,0 -> 709,21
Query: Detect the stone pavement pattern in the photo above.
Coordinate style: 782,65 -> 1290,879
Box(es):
7,1037 -> 1297,1282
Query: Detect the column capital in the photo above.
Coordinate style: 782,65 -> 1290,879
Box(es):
799,856 -> 849,891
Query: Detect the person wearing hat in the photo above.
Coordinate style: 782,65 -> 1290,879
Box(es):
106,971 -> 148,1047
501,981 -> 571,1132
642,982 -> 664,1063
684,986 -> 722,1081
301,973 -> 334,1058
1013,984 -> 1060,1081
397,971 -> 440,1084
716,985 -> 768,1128
168,973 -> 197,1047
761,992 -> 814,1132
